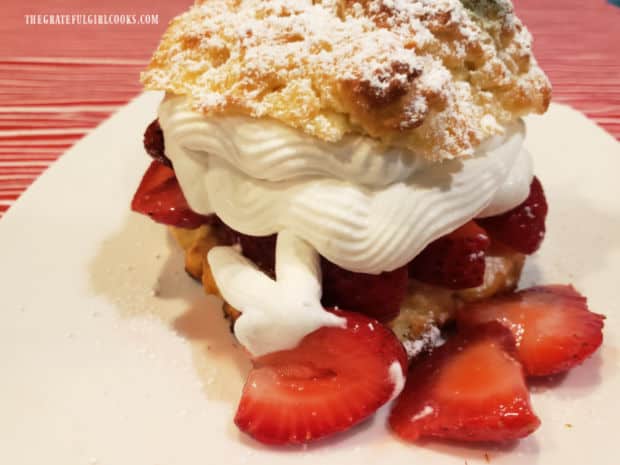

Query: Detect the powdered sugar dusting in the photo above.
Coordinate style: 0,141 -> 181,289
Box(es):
402,324 -> 445,358
142,0 -> 550,160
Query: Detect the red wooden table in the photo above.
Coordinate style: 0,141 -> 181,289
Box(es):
1,0 -> 619,218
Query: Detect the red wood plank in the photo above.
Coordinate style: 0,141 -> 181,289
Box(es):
0,0 -> 619,217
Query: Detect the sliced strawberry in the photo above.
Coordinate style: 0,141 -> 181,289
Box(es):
131,160 -> 213,228
321,259 -> 408,321
235,309 -> 407,445
457,285 -> 604,376
408,221 -> 491,289
478,177 -> 548,254
389,323 -> 540,443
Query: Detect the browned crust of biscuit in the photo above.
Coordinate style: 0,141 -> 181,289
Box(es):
389,242 -> 525,341
142,0 -> 550,161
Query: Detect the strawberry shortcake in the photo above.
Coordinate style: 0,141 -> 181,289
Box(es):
131,0 -> 604,447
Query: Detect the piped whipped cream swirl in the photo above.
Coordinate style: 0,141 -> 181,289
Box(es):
159,98 -> 425,188
208,230 -> 345,356
159,96 -> 531,274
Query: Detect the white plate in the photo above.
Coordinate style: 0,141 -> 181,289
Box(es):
1,92 -> 619,465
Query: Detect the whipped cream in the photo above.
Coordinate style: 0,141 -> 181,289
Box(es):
388,361 -> 406,402
208,230 -> 345,356
158,96 -> 533,355
158,98 -> 424,188
160,97 -> 531,274
478,145 -> 533,218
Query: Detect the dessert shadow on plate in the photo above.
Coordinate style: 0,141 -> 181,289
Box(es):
88,212 -> 252,405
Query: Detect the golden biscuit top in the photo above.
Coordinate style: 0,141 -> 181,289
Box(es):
142,0 -> 551,161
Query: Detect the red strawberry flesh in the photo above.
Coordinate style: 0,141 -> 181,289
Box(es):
321,259 -> 408,321
143,119 -> 171,167
131,160 -> 213,228
239,233 -> 277,277
457,285 -> 605,376
389,322 -> 540,443
408,220 -> 490,289
234,309 -> 407,445
478,177 -> 548,254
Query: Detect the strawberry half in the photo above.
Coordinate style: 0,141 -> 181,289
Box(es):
234,309 -> 407,445
408,221 -> 491,289
143,119 -> 171,167
321,259 -> 408,321
457,285 -> 605,376
478,177 -> 548,254
131,160 -> 213,228
389,322 -> 540,443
